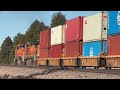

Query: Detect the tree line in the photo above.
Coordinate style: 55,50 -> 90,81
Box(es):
0,12 -> 66,64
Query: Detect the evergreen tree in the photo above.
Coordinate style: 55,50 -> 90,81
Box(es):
13,33 -> 25,46
25,20 -> 49,43
50,12 -> 66,28
0,36 -> 14,64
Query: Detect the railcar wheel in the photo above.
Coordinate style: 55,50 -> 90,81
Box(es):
97,67 -> 99,69
75,66 -> 79,68
106,67 -> 108,69
109,67 -> 111,69
83,66 -> 86,68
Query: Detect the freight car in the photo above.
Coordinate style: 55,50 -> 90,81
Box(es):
37,55 -> 120,69
36,11 -> 120,69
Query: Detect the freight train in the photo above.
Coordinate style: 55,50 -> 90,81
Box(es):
14,11 -> 120,69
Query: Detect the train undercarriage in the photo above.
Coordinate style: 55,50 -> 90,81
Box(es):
14,55 -> 120,70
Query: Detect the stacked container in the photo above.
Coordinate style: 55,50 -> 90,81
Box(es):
65,16 -> 83,57
39,29 -> 50,58
50,25 -> 66,58
108,11 -> 120,55
83,11 -> 108,56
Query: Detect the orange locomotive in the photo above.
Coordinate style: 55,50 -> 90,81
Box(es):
15,42 -> 39,66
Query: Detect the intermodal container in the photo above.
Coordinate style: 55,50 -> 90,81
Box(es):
65,41 -> 82,57
40,29 -> 50,48
39,48 -> 49,58
83,40 -> 107,56
108,11 -> 120,35
83,11 -> 108,42
50,44 -> 64,58
65,16 -> 83,42
51,25 -> 65,45
108,35 -> 120,55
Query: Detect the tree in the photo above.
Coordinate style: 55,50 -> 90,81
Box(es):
50,12 -> 66,28
13,33 -> 25,46
0,36 -> 14,64
25,20 -> 49,43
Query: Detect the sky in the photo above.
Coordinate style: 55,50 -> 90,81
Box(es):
0,11 -> 101,46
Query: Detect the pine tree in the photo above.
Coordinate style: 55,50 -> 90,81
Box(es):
25,20 -> 49,44
13,33 -> 25,46
50,12 -> 66,28
0,36 -> 14,64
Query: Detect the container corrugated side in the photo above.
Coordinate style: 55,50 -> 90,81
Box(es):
108,35 -> 120,55
40,29 -> 50,48
65,16 -> 83,42
83,40 -> 107,56
39,48 -> 49,58
50,44 -> 64,58
108,11 -> 120,35
51,25 -> 65,46
65,41 -> 82,57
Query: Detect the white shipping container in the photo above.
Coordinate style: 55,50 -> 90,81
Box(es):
83,11 -> 108,42
51,25 -> 65,45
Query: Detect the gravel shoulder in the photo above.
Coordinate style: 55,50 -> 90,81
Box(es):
0,66 -> 120,79
33,70 -> 120,79
0,66 -> 46,79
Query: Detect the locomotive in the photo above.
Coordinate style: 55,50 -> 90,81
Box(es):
15,42 -> 39,66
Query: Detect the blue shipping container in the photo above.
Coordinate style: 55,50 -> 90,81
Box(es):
83,40 -> 107,56
108,11 -> 120,35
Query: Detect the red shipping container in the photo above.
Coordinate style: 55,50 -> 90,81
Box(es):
108,35 -> 120,55
39,48 -> 49,58
50,44 -> 64,58
65,16 -> 83,42
65,41 -> 82,57
40,29 -> 50,48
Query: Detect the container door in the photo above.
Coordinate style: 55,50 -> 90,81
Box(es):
102,11 -> 108,40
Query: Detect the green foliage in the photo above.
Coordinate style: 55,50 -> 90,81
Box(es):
50,12 -> 66,28
13,20 -> 49,46
25,20 -> 49,43
13,33 -> 25,46
0,36 -> 14,64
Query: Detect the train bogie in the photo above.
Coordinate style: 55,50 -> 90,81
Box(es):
26,59 -> 33,66
48,58 -> 60,67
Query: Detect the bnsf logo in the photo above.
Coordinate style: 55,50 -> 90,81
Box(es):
90,47 -> 93,56
117,11 -> 120,26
